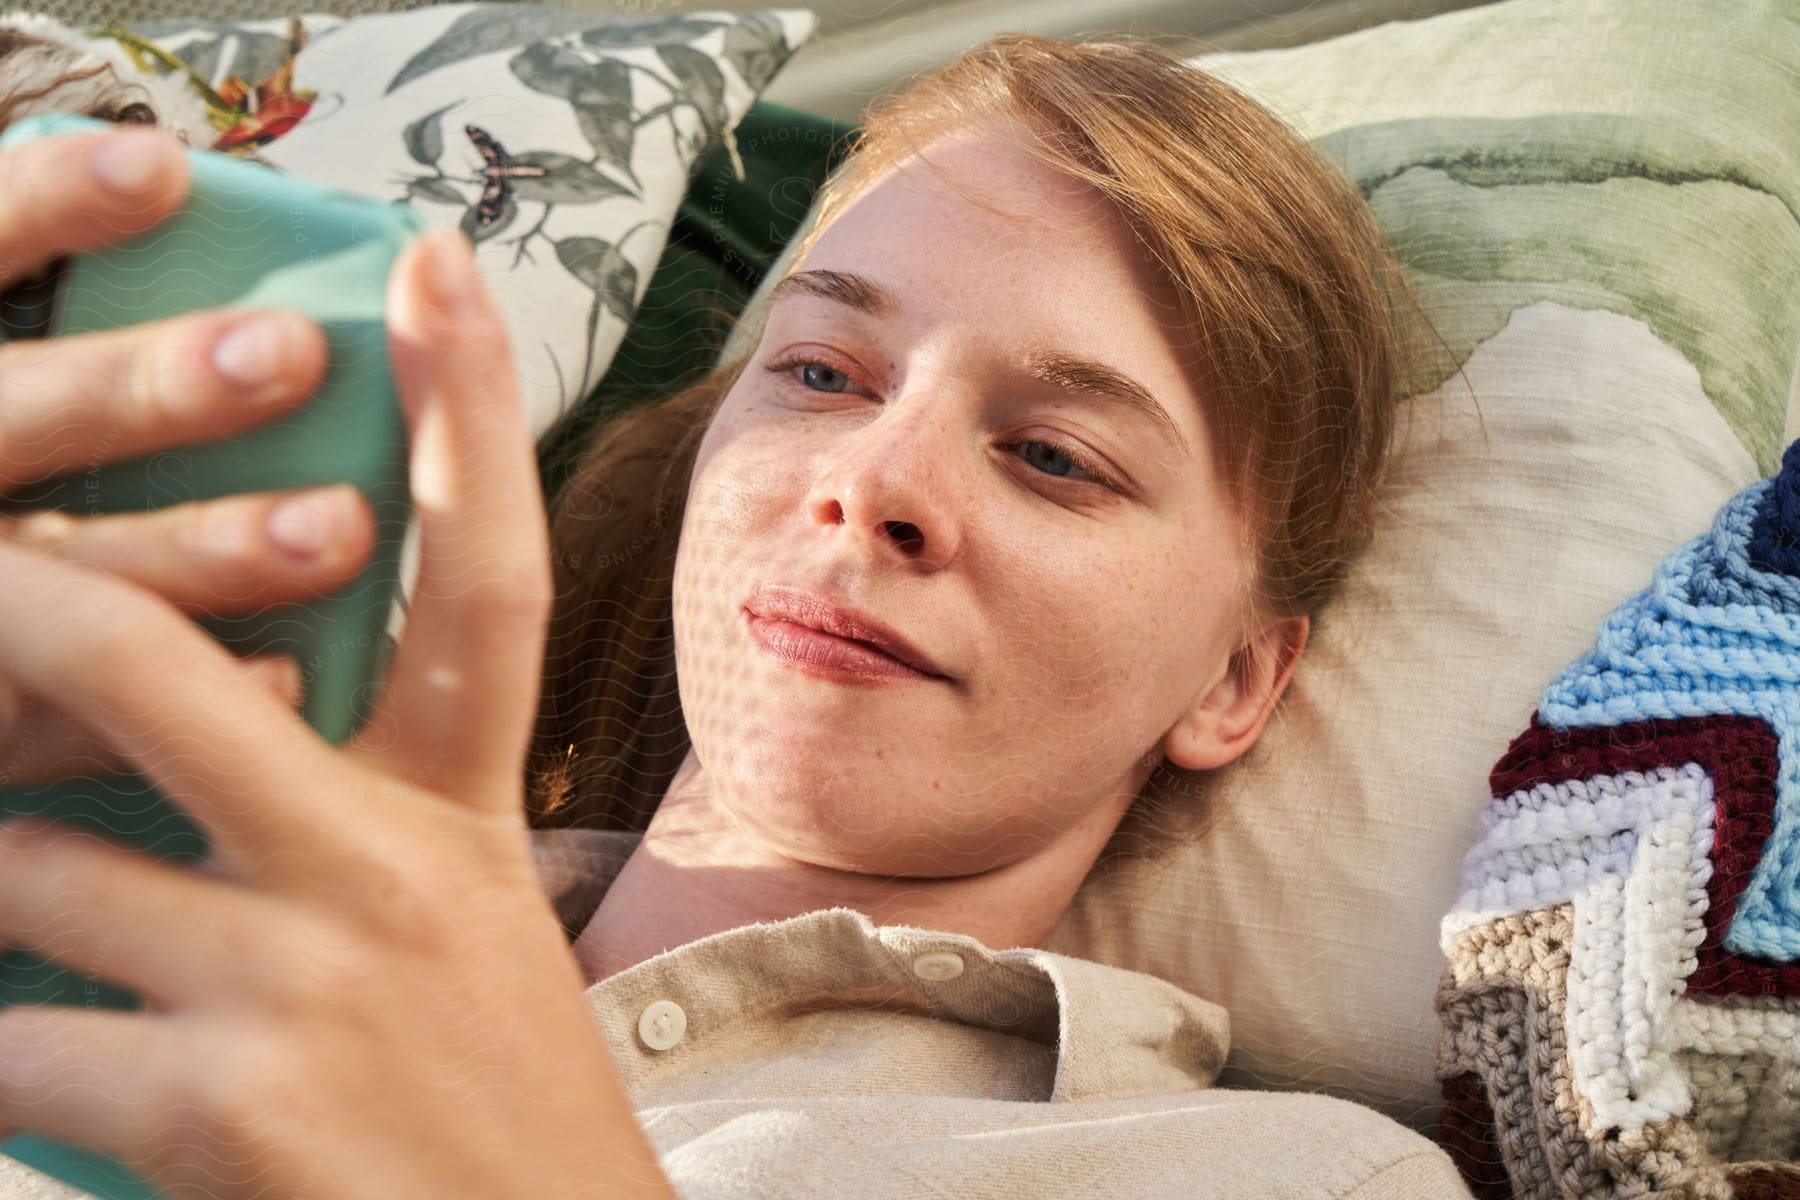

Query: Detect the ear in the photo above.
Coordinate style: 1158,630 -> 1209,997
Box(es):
1161,612 -> 1310,773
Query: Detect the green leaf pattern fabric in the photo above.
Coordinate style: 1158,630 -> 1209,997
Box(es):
115,2 -> 816,439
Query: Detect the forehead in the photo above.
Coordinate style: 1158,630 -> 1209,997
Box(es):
796,125 -> 1184,336
813,125 -> 1137,275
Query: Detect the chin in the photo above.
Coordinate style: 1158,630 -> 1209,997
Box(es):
0,12 -> 219,148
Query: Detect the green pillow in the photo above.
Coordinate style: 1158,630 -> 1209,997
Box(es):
1191,1 -> 1799,476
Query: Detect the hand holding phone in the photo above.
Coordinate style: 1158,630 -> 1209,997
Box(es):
0,116 -> 585,1200
0,126 -> 380,787
0,113 -> 424,1200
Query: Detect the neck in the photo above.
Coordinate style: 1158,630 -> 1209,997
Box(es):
572,750 -> 1135,988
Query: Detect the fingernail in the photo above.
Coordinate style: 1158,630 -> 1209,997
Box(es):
213,313 -> 292,387
267,485 -> 355,561
89,131 -> 170,194
422,231 -> 482,316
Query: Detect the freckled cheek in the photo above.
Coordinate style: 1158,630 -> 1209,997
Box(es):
994,568 -> 1181,715
676,455 -> 788,554
986,590 -> 1117,713
691,430 -> 816,532
672,444 -> 822,662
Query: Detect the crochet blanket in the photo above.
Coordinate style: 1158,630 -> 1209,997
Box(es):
1435,440 -> 1800,1199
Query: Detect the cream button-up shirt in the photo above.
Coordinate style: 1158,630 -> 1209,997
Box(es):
530,826 -> 1473,1199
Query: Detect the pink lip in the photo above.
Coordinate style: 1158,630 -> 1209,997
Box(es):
744,584 -> 950,684
746,615 -> 935,684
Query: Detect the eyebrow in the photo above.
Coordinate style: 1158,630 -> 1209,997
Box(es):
768,267 -> 1191,459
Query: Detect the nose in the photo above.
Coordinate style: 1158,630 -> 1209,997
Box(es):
804,404 -> 963,573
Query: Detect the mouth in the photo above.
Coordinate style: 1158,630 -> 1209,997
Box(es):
743,583 -> 951,685
745,613 -> 938,685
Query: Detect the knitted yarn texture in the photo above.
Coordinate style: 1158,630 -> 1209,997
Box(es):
1435,438 -> 1800,1199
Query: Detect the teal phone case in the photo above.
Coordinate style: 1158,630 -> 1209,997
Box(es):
0,112 -> 424,1199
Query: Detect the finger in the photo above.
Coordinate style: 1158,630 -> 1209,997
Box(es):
0,484 -> 373,616
0,304 -> 327,491
0,127 -> 187,293
0,1003 -> 181,1178
0,817 -> 288,1012
0,538 -> 360,887
0,653 -> 305,789
342,230 -> 552,807
0,997 -> 288,1198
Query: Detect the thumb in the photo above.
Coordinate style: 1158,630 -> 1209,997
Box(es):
343,226 -> 550,802
395,229 -> 488,423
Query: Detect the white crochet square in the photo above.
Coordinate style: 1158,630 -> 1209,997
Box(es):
1441,763 -> 1719,1129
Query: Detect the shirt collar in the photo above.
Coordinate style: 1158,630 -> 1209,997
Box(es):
529,826 -> 1230,1104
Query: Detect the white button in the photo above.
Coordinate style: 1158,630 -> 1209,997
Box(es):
912,950 -> 965,981
638,999 -> 686,1051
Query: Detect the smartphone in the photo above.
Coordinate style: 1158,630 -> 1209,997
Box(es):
0,111 -> 425,1200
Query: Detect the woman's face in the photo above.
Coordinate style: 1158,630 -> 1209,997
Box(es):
671,123 -> 1256,878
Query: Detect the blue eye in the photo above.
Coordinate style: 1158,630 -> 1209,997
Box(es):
759,354 -> 1123,496
1021,440 -> 1080,478
763,354 -> 862,395
1007,437 -> 1123,493
800,362 -> 852,393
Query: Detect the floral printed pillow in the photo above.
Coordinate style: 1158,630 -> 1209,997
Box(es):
86,3 -> 817,440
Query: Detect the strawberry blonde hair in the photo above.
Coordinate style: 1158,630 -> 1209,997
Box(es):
524,34 -> 1448,873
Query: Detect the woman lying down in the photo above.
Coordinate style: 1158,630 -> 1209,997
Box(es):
0,22 -> 1467,1200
